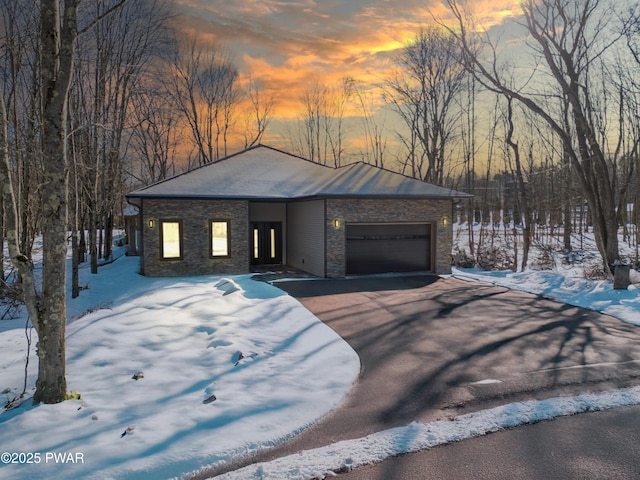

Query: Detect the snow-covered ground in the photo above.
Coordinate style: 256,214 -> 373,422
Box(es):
0,252 -> 359,480
452,266 -> 640,326
450,222 -> 640,326
1,225 -> 640,480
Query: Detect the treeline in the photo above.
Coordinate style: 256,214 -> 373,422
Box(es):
1,0 -> 171,294
0,0 -> 272,296
444,0 -> 640,272
454,161 -> 639,272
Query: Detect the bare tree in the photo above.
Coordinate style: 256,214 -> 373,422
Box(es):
329,76 -> 355,167
460,73 -> 478,258
129,82 -> 180,184
443,0 -> 625,270
294,77 -> 355,165
31,0 -> 77,404
69,0 -> 171,277
242,75 -> 274,150
170,34 -> 239,166
298,82 -> 324,163
1,0 -> 77,404
354,83 -> 387,167
503,97 -> 534,270
387,26 -> 466,185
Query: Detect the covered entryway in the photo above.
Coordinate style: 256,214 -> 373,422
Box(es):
346,223 -> 432,274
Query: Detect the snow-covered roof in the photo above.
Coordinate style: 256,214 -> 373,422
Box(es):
127,145 -> 472,200
122,204 -> 139,216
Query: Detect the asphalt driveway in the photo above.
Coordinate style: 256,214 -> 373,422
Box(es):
201,275 -> 640,478
281,275 -> 640,426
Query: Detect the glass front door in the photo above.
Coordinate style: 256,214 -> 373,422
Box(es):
251,222 -> 282,265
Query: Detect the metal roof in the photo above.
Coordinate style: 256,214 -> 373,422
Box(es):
127,145 -> 472,200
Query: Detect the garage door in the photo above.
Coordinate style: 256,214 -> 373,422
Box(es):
346,223 -> 432,275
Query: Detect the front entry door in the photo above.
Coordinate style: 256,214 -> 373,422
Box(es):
251,222 -> 283,265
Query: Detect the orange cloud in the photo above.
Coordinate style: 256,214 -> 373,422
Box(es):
173,0 -> 523,137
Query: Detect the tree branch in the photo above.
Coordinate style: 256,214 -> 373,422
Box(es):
77,0 -> 128,37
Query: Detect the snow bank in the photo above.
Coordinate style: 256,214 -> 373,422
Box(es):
215,386 -> 640,480
453,267 -> 640,326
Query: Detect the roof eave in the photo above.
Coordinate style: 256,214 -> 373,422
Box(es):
126,192 -> 474,201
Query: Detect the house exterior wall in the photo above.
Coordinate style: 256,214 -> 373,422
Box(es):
287,199 -> 326,277
141,198 -> 249,277
325,198 -> 453,277
137,197 -> 452,278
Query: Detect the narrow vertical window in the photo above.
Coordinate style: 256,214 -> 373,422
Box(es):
253,227 -> 259,259
270,227 -> 276,259
161,221 -> 182,259
211,221 -> 230,257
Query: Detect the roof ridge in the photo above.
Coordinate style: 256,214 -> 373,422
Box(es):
252,144 -> 332,166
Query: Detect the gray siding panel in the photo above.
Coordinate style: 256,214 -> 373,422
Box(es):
249,202 -> 287,222
287,200 -> 325,276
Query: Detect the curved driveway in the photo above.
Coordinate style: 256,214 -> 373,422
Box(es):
203,275 -> 640,478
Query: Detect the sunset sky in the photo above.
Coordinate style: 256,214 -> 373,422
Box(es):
174,0 -> 522,119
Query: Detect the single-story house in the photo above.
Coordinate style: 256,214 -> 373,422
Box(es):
126,145 -> 471,278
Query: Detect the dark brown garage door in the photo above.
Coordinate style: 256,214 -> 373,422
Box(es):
346,223 -> 432,275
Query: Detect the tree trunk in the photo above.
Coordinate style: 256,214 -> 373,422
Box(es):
34,108 -> 69,401
0,193 -> 4,282
72,229 -> 79,299
504,98 -> 533,271
563,197 -> 572,251
31,0 -> 79,404
90,213 -> 98,274
79,223 -> 86,263
98,223 -> 103,260
104,211 -> 113,260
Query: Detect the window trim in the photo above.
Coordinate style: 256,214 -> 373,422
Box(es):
159,219 -> 183,260
210,219 -> 231,258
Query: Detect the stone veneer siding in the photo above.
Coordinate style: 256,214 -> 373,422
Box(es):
325,198 -> 453,277
141,198 -> 249,277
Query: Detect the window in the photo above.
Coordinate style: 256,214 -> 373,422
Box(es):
161,221 -> 182,259
211,220 -> 230,257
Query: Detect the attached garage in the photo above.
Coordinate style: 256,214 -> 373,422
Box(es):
345,223 -> 432,275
